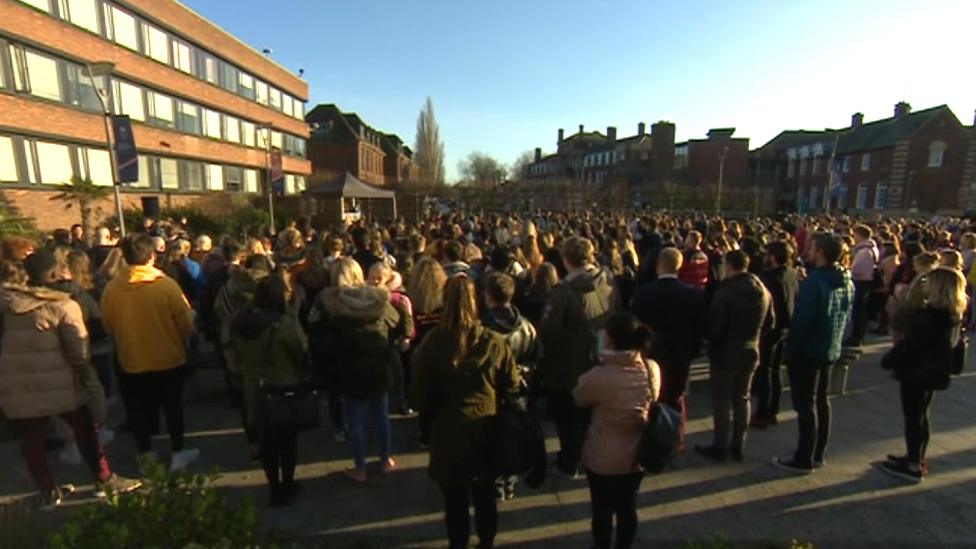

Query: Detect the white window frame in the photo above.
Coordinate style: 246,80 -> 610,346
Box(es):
928,141 -> 946,168
172,40 -> 192,73
204,109 -> 221,139
148,91 -> 175,127
159,157 -> 178,189
34,141 -> 74,185
0,135 -> 18,183
114,80 -> 145,121
141,23 -> 170,65
241,121 -> 255,147
24,50 -> 61,102
244,168 -> 258,193
207,164 -> 223,190
874,183 -> 887,210
66,0 -> 99,34
83,147 -> 112,186
224,115 -> 240,144
255,80 -> 268,105
855,183 -> 868,209
860,153 -> 871,172
104,5 -> 138,51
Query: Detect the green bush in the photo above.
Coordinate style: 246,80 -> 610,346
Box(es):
0,199 -> 39,240
123,204 -> 271,240
48,458 -> 257,549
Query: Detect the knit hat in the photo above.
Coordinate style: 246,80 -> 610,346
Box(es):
24,249 -> 58,284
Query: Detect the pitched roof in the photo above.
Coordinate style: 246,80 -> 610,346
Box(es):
753,130 -> 837,154
836,105 -> 948,154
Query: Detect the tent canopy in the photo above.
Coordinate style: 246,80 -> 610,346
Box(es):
307,172 -> 395,199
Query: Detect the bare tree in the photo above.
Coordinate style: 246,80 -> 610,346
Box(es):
458,151 -> 507,189
510,150 -> 535,182
414,97 -> 445,186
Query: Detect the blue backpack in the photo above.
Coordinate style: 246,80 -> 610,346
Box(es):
636,402 -> 681,474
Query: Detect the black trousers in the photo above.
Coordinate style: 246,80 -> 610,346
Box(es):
117,366 -> 187,453
754,336 -> 787,420
440,483 -> 497,549
261,424 -> 297,488
789,360 -> 832,467
848,281 -> 874,345
549,389 -> 589,473
900,383 -> 935,464
585,469 -> 643,549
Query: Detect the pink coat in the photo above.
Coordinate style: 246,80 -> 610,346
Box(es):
573,351 -> 660,475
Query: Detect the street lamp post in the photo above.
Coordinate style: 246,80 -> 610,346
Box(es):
84,61 -> 126,237
259,123 -> 276,231
716,146 -> 729,215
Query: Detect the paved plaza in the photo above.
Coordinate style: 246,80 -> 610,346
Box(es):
2,336 -> 975,548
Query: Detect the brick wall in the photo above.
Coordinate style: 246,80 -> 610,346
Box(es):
686,139 -> 750,187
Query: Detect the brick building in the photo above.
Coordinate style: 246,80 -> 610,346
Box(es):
0,0 -> 311,230
305,103 -> 417,188
674,128 -> 750,188
753,103 -> 972,213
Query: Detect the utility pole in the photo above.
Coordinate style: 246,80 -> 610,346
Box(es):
716,146 -> 729,215
259,123 -> 276,231
85,62 -> 126,237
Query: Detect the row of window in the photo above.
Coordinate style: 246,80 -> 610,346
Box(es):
0,133 -> 306,195
15,0 -> 306,120
583,151 -> 614,168
789,142 -> 947,179
0,39 -> 306,158
800,183 -> 887,211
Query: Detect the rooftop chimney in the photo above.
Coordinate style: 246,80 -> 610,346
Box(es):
894,101 -> 912,119
558,128 -> 564,143
579,124 -> 585,135
534,147 -> 542,162
851,112 -> 864,128
607,126 -> 617,143
638,122 -> 646,137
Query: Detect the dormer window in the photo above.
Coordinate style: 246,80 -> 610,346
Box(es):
928,141 -> 946,168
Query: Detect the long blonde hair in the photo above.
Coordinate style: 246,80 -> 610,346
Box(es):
98,248 -> 126,281
67,250 -> 94,291
440,275 -> 480,363
408,256 -> 448,315
331,257 -> 365,288
925,267 -> 968,319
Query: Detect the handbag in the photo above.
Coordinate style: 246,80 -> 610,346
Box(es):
259,322 -> 321,431
636,361 -> 680,474
951,333 -> 969,376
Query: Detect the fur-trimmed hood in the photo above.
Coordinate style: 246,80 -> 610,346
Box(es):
0,283 -> 72,316
321,285 -> 391,322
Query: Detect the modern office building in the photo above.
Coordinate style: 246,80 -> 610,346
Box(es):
0,0 -> 310,230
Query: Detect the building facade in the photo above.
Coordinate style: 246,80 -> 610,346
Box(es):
305,103 -> 416,188
754,103 -> 973,214
674,128 -> 750,189
0,0 -> 311,230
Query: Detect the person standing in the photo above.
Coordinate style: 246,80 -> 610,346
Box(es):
696,250 -> 773,462
409,276 -> 521,549
845,225 -> 879,347
100,234 -> 199,471
880,268 -> 966,482
0,252 -> 140,509
752,241 -> 799,428
573,312 -> 659,549
630,247 -> 704,452
538,237 -> 619,478
773,234 -> 854,474
677,230 -> 709,290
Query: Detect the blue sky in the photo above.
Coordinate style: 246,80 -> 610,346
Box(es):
185,0 -> 974,182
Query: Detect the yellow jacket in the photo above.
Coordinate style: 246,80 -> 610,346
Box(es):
101,264 -> 193,374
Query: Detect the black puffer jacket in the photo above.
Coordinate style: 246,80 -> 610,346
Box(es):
882,306 -> 961,391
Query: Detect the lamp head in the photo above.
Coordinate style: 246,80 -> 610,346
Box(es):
88,61 -> 115,77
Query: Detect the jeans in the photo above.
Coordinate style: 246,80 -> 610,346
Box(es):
754,336 -> 787,420
261,423 -> 297,488
659,360 -> 691,451
710,353 -> 759,452
441,483 -> 497,549
14,406 -> 111,491
548,389 -> 589,473
900,382 -> 935,464
848,281 -> 874,345
343,393 -> 391,469
789,360 -> 832,466
585,469 -> 643,549
118,366 -> 188,453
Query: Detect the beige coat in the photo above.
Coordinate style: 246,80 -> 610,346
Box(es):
573,351 -> 660,476
0,284 -> 90,419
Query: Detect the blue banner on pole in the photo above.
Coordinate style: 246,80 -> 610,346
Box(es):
112,115 -> 138,184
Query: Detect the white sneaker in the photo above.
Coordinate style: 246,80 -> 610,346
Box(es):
59,443 -> 82,466
98,428 -> 115,447
170,448 -> 200,471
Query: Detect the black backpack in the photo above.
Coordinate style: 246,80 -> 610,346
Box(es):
636,402 -> 681,474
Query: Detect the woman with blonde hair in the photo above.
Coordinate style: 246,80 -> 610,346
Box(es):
409,276 -> 520,549
307,257 -> 406,482
881,267 -> 968,482
521,234 -> 545,276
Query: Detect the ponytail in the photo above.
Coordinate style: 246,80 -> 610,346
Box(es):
605,312 -> 654,355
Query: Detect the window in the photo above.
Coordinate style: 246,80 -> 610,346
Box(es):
856,183 -> 868,209
219,63 -> 238,93
180,161 -> 205,191
204,109 -> 221,139
838,184 -> 848,210
271,131 -> 283,150
244,169 -> 258,193
18,0 -> 50,12
114,80 -> 144,121
177,101 -> 201,134
141,23 -> 170,64
104,5 -> 138,50
172,40 -> 192,73
812,156 -> 822,176
64,65 -> 101,111
256,126 -> 270,149
83,148 -> 112,186
194,51 -> 218,84
874,183 -> 887,210
224,166 -> 243,192
282,94 -> 293,117
241,121 -> 255,147
0,136 -> 18,182
269,87 -> 281,110
238,73 -> 254,100
65,0 -> 99,33
293,98 -> 304,119
147,91 -> 174,127
787,158 -> 795,178
860,153 -> 871,171
809,185 -> 819,210
842,157 -> 850,173
295,175 -> 306,193
799,158 -> 807,177
255,80 -> 268,105
25,50 -> 61,101
224,116 -> 240,144
928,141 -> 946,168
157,158 -> 178,189
206,164 -> 223,190
34,141 -> 73,184
284,174 -> 295,195
133,155 -> 151,188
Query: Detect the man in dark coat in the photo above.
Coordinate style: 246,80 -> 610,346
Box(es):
752,240 -> 799,428
630,247 -> 705,452
696,250 -> 774,462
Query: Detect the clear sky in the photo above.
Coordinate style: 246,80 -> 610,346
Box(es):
184,0 -> 974,182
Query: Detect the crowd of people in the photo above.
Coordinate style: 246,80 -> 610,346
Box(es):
0,210 -> 969,549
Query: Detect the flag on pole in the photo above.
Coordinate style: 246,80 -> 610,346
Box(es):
112,115 -> 138,184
